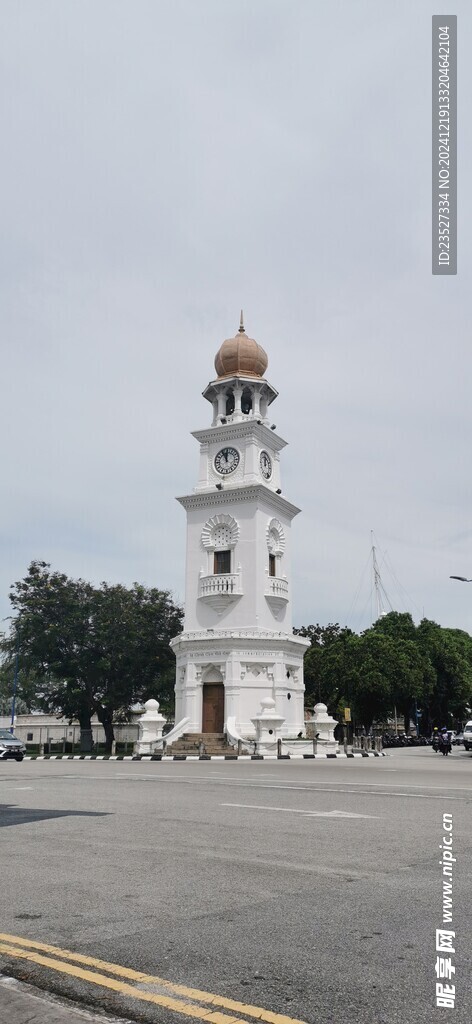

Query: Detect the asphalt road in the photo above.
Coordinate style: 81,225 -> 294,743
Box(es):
0,748 -> 471,1024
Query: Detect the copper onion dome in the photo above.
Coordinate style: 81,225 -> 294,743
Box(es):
214,312 -> 268,379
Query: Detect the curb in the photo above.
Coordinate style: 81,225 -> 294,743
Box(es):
22,751 -> 386,761
0,972 -> 135,1024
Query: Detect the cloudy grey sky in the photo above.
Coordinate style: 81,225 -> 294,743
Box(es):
1,0 -> 471,636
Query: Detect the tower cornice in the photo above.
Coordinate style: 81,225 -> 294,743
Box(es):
176,484 -> 301,520
203,375 -> 278,405
192,421 -> 287,452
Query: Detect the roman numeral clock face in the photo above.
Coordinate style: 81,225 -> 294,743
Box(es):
260,450 -> 272,479
214,447 -> 240,475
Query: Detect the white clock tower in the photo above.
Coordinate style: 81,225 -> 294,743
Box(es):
170,316 -> 309,739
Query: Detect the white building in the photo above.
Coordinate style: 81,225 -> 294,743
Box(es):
170,316 -> 309,740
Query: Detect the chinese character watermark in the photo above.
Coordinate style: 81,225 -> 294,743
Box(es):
435,812 -> 456,1008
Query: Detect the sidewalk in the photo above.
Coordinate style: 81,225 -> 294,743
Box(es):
0,974 -> 133,1024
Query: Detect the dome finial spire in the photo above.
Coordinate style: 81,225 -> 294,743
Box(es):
239,309 -> 245,334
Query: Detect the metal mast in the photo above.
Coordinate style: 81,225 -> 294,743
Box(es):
371,530 -> 391,620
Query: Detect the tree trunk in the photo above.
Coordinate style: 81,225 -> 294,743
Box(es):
78,709 -> 93,753
96,707 -> 115,754
103,719 -> 114,754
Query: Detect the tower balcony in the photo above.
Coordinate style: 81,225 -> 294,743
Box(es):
198,572 -> 243,615
265,576 -> 289,600
265,576 -> 289,620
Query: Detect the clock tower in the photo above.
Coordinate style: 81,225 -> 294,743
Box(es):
170,315 -> 309,739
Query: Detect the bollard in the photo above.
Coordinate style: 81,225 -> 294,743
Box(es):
237,739 -> 242,755
277,738 -> 282,757
162,740 -> 167,756
343,729 -> 348,755
312,733 -> 318,756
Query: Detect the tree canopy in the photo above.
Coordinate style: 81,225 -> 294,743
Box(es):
295,611 -> 472,732
1,561 -> 183,750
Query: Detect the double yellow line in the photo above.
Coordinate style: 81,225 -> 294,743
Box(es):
0,933 -> 307,1024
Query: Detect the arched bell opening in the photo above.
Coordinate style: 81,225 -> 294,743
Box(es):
225,389 -> 235,415
241,386 -> 253,415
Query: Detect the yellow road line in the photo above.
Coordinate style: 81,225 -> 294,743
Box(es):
0,934 -> 307,1024
0,941 -> 248,1024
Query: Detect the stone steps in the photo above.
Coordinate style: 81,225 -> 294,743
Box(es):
166,731 -> 238,756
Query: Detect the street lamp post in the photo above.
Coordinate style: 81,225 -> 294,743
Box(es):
2,616 -> 19,734
10,641 -> 19,733
449,577 -> 471,733
414,699 -> 422,737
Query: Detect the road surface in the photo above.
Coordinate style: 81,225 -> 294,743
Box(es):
0,748 -> 471,1024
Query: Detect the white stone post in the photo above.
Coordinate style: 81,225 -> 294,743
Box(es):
251,698 -> 285,755
306,702 -> 339,754
135,699 -> 167,755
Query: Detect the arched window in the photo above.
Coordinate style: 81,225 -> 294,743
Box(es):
266,518 -> 285,554
201,515 -> 240,575
266,518 -> 285,578
241,386 -> 252,414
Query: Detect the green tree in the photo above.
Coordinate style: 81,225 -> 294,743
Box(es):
294,623 -> 352,712
0,657 -> 42,716
369,613 -> 432,732
296,612 -> 472,735
1,561 -> 183,752
369,611 -> 417,643
0,655 -> 44,712
417,619 -> 472,727
346,633 -> 395,731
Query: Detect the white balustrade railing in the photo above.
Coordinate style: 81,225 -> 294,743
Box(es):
265,577 -> 289,600
199,573 -> 242,598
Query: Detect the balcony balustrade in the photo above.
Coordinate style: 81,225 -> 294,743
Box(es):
198,573 -> 243,612
265,576 -> 289,601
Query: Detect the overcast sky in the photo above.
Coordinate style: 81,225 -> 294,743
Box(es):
1,0 -> 471,638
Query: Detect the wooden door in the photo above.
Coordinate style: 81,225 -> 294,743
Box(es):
202,683 -> 225,732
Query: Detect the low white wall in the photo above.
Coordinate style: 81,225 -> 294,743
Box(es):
10,714 -> 139,746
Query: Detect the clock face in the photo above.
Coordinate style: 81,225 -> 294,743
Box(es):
214,447 -> 240,475
260,450 -> 272,480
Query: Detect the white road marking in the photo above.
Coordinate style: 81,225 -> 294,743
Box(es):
109,774 -> 466,797
221,803 -> 380,819
28,771 -> 469,799
50,771 -> 468,799
194,771 -> 280,779
0,786 -> 34,791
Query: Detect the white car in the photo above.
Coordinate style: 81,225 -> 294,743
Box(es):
463,721 -> 472,752
0,728 -> 25,761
